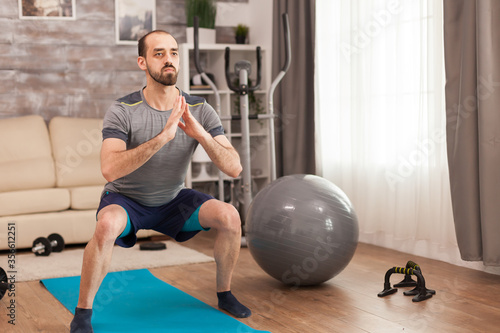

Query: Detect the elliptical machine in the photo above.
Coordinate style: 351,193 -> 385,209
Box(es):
191,14 -> 291,245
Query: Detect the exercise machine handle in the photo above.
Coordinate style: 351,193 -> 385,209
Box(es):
224,46 -> 262,94
193,16 -> 203,74
281,13 -> 291,73
268,13 -> 291,181
269,13 -> 291,100
192,15 -> 220,113
248,46 -> 262,92
224,47 -> 240,92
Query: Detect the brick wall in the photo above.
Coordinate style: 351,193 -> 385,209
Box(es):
0,0 -> 247,121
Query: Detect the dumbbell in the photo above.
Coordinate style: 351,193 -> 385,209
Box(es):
0,267 -> 8,300
32,233 -> 65,256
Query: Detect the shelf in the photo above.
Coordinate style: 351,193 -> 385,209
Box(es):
188,89 -> 267,95
191,174 -> 269,184
191,175 -> 231,182
182,43 -> 264,52
228,132 -> 267,138
187,89 -> 232,95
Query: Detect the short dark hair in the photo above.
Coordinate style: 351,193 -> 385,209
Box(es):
138,30 -> 176,57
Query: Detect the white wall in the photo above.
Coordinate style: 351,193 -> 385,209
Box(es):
216,0 -> 273,78
217,0 -> 272,47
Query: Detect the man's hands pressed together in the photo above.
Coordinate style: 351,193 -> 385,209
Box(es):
177,98 -> 210,142
161,95 -> 189,142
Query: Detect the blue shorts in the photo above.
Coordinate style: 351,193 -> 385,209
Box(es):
97,189 -> 214,248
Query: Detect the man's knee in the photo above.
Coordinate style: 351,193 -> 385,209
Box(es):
95,205 -> 127,243
218,203 -> 241,234
202,201 -> 241,233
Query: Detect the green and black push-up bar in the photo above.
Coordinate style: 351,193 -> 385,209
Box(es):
378,260 -> 436,302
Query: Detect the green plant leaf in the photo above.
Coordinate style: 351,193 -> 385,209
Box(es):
185,0 -> 217,29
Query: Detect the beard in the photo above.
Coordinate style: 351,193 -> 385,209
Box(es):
148,64 -> 179,86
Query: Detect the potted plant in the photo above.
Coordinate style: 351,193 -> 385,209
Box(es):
185,0 -> 217,44
234,24 -> 249,44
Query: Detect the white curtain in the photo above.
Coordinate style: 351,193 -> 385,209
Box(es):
314,0 -> 498,271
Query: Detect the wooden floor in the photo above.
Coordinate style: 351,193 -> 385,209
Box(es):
2,230 -> 500,332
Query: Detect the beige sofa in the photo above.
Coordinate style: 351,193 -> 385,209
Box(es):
0,115 -> 156,250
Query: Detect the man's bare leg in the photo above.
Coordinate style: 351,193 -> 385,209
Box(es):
70,205 -> 128,332
199,199 -> 251,318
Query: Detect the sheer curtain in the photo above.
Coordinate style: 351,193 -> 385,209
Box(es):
315,0 -> 475,268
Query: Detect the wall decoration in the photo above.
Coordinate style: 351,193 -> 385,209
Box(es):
115,0 -> 156,45
19,0 -> 76,20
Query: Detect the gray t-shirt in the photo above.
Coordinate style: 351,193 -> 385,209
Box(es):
102,88 -> 224,207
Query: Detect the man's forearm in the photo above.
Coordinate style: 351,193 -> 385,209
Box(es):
101,132 -> 170,182
199,134 -> 242,178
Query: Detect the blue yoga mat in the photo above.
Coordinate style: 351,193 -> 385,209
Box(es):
41,269 -> 270,333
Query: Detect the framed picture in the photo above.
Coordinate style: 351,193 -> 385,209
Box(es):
19,0 -> 76,20
115,0 -> 156,45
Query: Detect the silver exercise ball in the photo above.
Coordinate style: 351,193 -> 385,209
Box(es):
246,174 -> 359,286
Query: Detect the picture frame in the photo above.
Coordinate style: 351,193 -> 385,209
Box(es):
19,0 -> 76,20
115,0 -> 156,45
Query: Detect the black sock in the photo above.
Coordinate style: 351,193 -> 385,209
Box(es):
217,291 -> 252,318
70,307 -> 93,333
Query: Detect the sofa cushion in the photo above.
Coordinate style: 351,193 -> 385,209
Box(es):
0,210 -> 98,250
49,117 -> 107,187
0,188 -> 70,216
70,185 -> 104,210
0,115 -> 56,193
0,212 -> 162,250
